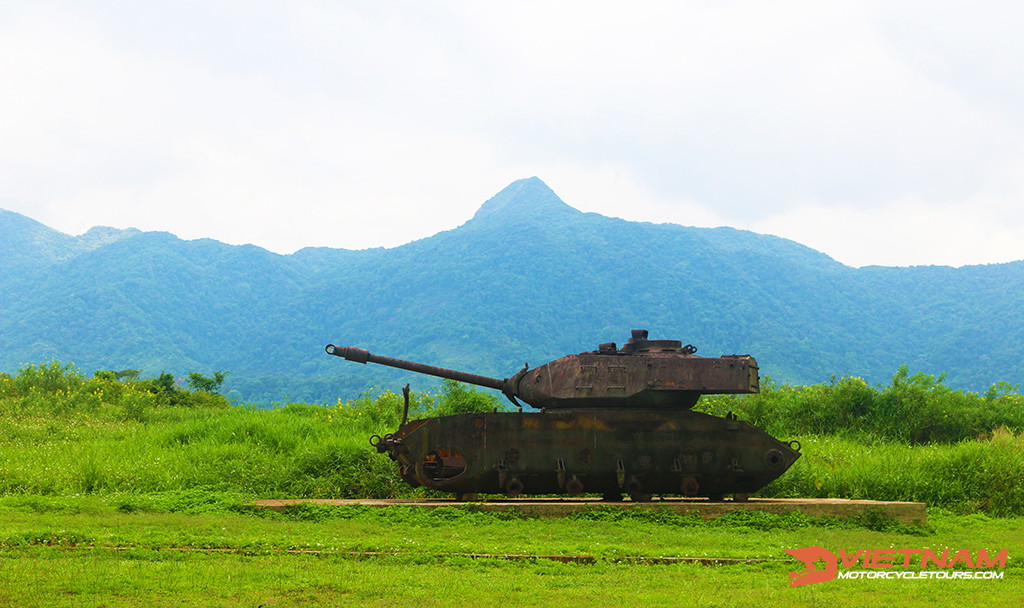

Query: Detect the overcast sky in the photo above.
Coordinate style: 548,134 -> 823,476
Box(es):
2,1 -> 1022,267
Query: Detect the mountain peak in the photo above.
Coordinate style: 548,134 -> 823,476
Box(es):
79,225 -> 142,248
468,177 -> 582,225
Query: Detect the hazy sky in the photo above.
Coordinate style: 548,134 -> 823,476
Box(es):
2,1 -> 1022,267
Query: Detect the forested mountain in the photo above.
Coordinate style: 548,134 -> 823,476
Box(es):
2,177 -> 1022,404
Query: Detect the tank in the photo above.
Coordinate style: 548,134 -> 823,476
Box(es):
325,329 -> 801,502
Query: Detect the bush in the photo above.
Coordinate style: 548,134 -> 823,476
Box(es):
0,361 -> 233,418
431,378 -> 504,416
700,367 -> 1024,444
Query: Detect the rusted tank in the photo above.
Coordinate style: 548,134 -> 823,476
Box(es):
325,330 -> 800,502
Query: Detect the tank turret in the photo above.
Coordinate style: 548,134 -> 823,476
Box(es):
326,329 -> 758,409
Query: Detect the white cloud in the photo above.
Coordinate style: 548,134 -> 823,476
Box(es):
751,194 -> 1024,268
1,0 -> 1022,265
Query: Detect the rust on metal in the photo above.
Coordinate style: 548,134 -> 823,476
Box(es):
326,329 -> 800,502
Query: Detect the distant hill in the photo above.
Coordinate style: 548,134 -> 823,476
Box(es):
2,177 -> 1022,404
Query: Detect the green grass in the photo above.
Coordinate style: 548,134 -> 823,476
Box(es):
0,366 -> 499,499
3,363 -> 1024,513
2,404 -> 1023,513
2,362 -> 1024,605
700,368 -> 1024,444
0,402 -> 413,498
0,501 -> 1021,607
5,550 -> 1020,608
758,429 -> 1024,516
0,494 -> 936,555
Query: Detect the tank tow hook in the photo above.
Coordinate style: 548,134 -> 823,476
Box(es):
370,432 -> 414,476
370,433 -> 400,457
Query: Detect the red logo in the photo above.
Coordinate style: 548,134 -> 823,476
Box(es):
785,546 -> 838,587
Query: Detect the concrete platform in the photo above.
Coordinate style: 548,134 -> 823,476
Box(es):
255,497 -> 928,526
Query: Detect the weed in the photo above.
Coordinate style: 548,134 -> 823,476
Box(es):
2,361 -> 1024,514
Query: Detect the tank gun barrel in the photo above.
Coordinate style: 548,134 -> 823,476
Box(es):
325,344 -> 506,392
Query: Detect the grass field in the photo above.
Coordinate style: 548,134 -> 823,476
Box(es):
1,363 -> 1022,605
1,497 -> 1021,607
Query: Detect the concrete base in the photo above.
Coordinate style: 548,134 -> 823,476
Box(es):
255,497 -> 928,526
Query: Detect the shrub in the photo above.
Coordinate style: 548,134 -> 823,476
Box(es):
700,367 -> 1024,444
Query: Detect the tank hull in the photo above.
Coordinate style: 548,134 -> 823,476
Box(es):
377,409 -> 800,500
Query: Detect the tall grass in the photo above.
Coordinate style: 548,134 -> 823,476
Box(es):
759,428 -> 1024,516
2,362 -> 1023,514
0,363 -> 500,499
699,366 -> 1024,443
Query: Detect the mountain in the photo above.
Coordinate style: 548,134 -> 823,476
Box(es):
0,211 -> 140,273
2,178 -> 1022,403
